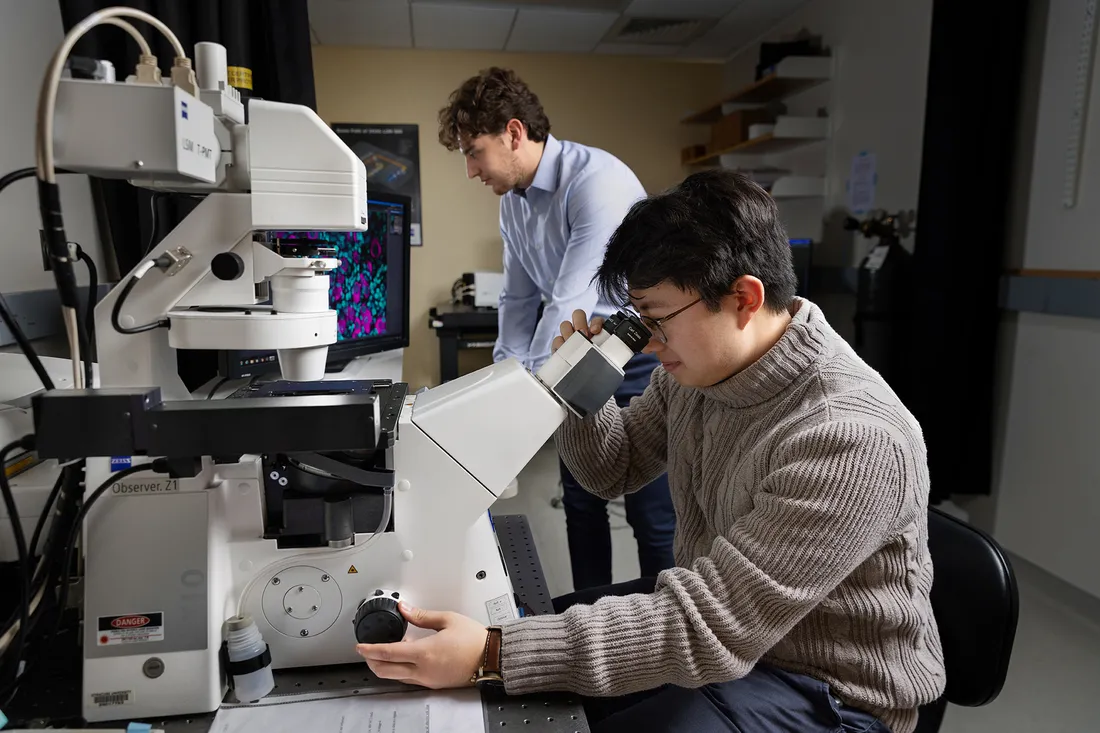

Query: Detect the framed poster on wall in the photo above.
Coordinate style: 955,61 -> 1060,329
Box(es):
332,123 -> 423,246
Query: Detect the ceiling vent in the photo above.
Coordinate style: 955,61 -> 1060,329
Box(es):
604,16 -> 714,45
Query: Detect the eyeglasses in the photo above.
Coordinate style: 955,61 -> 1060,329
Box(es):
629,298 -> 702,344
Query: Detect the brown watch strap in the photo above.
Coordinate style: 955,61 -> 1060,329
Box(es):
483,626 -> 503,675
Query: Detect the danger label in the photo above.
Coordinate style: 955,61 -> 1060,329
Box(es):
348,565 -> 358,574
97,612 -> 164,646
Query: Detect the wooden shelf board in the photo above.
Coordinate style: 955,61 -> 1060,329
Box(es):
682,73 -> 830,124
684,133 -> 826,165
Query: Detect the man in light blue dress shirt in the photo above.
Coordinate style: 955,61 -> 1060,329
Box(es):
438,67 -> 675,590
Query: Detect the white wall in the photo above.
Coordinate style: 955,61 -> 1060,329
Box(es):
723,0 -> 933,269
982,0 -> 1100,600
718,0 -> 932,343
0,0 -> 104,294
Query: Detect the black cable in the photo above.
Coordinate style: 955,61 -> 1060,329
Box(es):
0,293 -> 53,392
0,166 -> 79,390
0,167 -> 71,195
0,168 -> 36,195
64,242 -> 97,382
0,168 -> 83,393
0,438 -> 34,697
1,468 -> 69,637
37,176 -> 84,391
75,308 -> 93,389
0,463 -> 81,705
206,376 -> 231,400
111,272 -> 168,335
143,192 -> 161,255
28,470 -> 65,562
75,246 -> 98,362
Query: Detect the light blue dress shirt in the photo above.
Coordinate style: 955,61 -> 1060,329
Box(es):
495,134 -> 646,373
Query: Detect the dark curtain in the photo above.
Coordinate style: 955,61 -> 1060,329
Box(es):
910,0 -> 1031,502
57,0 -> 315,276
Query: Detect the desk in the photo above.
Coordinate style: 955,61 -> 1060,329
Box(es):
4,515 -> 589,733
428,303 -> 499,383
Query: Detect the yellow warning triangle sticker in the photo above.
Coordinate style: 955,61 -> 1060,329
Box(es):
347,565 -> 358,574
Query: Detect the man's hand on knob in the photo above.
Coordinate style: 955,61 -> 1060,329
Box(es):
356,603 -> 487,690
551,309 -> 605,354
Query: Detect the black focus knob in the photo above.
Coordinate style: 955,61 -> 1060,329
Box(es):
353,595 -> 407,644
211,252 -> 245,281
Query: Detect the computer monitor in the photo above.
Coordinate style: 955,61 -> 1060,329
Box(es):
217,192 -> 412,379
789,238 -> 813,297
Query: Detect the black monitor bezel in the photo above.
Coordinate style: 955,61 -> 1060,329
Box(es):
324,190 -> 413,364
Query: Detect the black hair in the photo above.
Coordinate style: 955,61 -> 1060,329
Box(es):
596,169 -> 798,314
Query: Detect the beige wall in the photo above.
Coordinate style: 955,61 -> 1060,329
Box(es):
312,47 -> 722,390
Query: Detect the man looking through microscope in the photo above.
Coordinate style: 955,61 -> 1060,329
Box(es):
357,169 -> 945,733
436,66 -> 675,590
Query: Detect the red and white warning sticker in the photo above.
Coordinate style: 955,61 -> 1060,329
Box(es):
97,612 -> 164,646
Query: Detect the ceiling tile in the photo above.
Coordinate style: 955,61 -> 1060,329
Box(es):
679,0 -> 795,58
507,9 -> 619,53
412,2 -> 516,50
624,0 -> 744,19
308,0 -> 412,47
593,42 -> 681,56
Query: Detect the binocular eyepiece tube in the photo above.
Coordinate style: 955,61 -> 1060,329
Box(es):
536,309 -> 653,419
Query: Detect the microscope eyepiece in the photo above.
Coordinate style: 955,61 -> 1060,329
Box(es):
602,310 -> 652,354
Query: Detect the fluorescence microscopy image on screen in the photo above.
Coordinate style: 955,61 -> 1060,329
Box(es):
328,213 -> 389,341
267,212 -> 390,343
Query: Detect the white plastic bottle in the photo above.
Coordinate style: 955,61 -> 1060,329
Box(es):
225,614 -> 275,703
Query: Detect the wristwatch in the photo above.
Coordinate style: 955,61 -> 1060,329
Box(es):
470,626 -> 504,689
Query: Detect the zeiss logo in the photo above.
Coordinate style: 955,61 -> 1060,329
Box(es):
110,456 -> 132,472
181,100 -> 188,119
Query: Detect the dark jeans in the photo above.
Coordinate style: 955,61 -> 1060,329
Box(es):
554,578 -> 892,733
559,352 -> 676,590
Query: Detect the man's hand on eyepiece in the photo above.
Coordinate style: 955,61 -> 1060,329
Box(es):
552,309 -> 605,353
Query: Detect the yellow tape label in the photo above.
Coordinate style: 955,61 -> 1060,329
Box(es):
227,65 -> 252,90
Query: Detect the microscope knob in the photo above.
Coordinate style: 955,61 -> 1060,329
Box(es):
353,596 -> 407,644
211,252 -> 245,281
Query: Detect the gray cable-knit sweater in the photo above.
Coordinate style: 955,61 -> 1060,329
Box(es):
499,299 -> 945,733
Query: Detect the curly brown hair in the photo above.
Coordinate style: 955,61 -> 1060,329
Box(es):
437,67 -> 551,151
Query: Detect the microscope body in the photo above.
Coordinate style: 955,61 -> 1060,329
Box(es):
28,14 -> 653,723
78,358 -> 565,720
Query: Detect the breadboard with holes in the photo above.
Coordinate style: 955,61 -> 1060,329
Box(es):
1065,0 -> 1099,208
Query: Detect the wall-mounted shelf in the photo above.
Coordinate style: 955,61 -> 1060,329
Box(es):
684,116 -> 828,165
681,56 -> 833,124
678,48 -> 833,244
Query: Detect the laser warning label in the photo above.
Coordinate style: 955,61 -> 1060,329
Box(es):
97,612 -> 164,646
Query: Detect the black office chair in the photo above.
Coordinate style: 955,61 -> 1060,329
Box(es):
914,507 -> 1020,732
